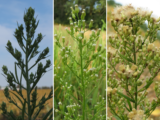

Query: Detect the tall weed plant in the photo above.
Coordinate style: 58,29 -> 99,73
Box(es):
107,4 -> 160,120
54,4 -> 106,120
0,7 -> 53,120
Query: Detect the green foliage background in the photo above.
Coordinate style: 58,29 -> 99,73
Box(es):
54,0 -> 106,29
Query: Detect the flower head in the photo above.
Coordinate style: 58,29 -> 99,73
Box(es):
107,87 -> 112,95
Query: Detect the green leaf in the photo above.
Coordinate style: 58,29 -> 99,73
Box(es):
139,80 -> 153,92
113,114 -> 121,120
9,111 -> 17,120
117,91 -> 135,103
118,53 -> 134,63
14,63 -> 19,83
42,107 -> 53,120
144,80 -> 153,89
127,99 -> 132,111
48,113 -> 53,120
9,91 -> 23,105
54,98 -> 57,108
124,104 -> 130,111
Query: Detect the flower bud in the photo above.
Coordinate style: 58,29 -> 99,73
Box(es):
89,19 -> 93,28
133,72 -> 138,77
2,65 -> 8,75
70,23 -> 74,35
27,38 -> 32,45
128,111 -> 135,119
97,44 -> 102,52
92,53 -> 97,59
62,36 -> 65,44
108,36 -> 113,43
107,52 -> 111,59
111,19 -> 115,27
151,99 -> 156,106
72,12 -> 76,19
80,31 -> 84,38
131,64 -> 138,71
119,64 -> 126,73
75,4 -> 79,14
58,102 -> 63,110
70,7 -> 75,14
75,25 -> 78,32
147,43 -> 155,52
82,20 -> 85,28
69,17 -> 72,23
78,20 -> 82,28
112,88 -> 117,94
137,79 -> 142,86
107,87 -> 113,95
81,10 -> 86,20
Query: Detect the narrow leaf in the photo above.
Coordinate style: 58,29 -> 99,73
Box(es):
113,114 -> 121,120
9,91 -> 23,105
15,63 -> 19,83
127,99 -> 132,111
124,104 -> 130,111
117,91 -> 135,103
118,53 -> 134,63
42,107 -> 53,120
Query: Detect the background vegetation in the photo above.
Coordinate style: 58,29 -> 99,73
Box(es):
54,0 -> 106,29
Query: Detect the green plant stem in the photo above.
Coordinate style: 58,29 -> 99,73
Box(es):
108,99 -> 121,120
78,17 -> 86,119
133,40 -> 137,110
131,18 -> 138,110
80,34 -> 86,120
26,42 -> 31,120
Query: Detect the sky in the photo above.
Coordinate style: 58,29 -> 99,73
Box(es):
115,0 -> 160,18
0,0 -> 53,87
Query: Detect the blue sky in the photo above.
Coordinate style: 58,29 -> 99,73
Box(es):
0,0 -> 53,87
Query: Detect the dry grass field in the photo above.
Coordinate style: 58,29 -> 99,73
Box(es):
0,89 -> 52,119
54,23 -> 106,66
54,24 -> 106,44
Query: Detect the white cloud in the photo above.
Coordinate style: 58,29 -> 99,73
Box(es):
0,25 -> 19,47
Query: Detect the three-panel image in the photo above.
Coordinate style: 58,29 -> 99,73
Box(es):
0,0 -> 160,120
